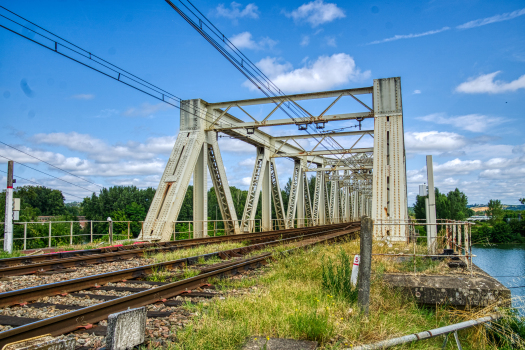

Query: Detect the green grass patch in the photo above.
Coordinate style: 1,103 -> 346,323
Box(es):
164,239 -> 512,350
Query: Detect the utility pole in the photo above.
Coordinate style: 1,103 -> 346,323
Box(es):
4,161 -> 13,253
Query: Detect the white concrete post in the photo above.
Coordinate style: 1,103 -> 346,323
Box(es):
426,155 -> 437,253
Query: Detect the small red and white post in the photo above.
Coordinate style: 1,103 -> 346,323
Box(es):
351,254 -> 360,286
4,161 -> 14,253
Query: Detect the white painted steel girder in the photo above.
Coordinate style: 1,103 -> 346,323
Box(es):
371,77 -> 408,240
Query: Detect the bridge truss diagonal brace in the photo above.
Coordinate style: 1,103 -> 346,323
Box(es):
371,77 -> 408,240
140,102 -> 208,241
303,171 -> 313,225
207,133 -> 240,235
285,159 -> 305,228
241,147 -> 269,232
312,165 -> 325,226
269,159 -> 286,230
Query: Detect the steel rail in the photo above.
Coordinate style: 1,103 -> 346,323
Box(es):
0,223 -> 351,268
0,226 -> 358,347
0,223 -> 352,277
0,224 -> 360,307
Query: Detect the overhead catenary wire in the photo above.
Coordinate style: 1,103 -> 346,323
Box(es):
0,8 -> 282,155
0,140 -> 103,189
0,169 -> 85,200
165,0 -> 366,167
0,154 -> 95,194
1,5 -> 359,177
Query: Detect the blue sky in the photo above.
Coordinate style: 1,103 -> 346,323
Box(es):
0,0 -> 524,205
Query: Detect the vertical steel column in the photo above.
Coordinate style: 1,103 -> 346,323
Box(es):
296,164 -> 305,228
193,143 -> 208,238
140,99 -> 207,241
261,153 -> 272,232
371,77 -> 408,240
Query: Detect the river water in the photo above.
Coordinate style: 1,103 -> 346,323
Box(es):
472,244 -> 525,311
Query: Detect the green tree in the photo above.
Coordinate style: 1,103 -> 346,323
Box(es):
487,199 -> 504,224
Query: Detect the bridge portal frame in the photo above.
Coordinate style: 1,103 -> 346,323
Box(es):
139,77 -> 407,241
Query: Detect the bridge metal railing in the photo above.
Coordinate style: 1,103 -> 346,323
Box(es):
373,218 -> 474,271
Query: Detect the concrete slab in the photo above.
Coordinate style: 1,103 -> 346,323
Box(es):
3,335 -> 75,350
243,337 -> 317,350
383,266 -> 510,307
106,306 -> 147,350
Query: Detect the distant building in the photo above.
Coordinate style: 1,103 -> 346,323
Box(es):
467,216 -> 491,222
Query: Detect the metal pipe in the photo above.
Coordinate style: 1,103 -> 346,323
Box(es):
349,315 -> 500,350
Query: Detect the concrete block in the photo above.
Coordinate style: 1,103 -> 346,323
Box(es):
243,337 -> 317,350
3,335 -> 75,350
106,307 -> 147,350
383,266 -> 510,307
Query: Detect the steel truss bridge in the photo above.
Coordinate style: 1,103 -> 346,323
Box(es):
139,77 -> 407,242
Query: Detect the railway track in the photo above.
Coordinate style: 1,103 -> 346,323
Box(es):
0,223 -> 360,348
0,223 -> 350,274
0,223 -> 350,279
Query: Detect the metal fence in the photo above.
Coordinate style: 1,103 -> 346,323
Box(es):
373,218 -> 474,271
0,218 -> 263,250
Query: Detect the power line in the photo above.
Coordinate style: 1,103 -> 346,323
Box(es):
0,5 -> 356,174
0,140 -> 103,189
0,154 -> 96,194
0,8 -> 279,153
0,169 -> 86,200
166,0 -> 364,168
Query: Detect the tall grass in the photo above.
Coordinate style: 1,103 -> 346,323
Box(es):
321,249 -> 357,303
164,239 -> 519,350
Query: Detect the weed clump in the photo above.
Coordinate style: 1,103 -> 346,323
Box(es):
321,249 -> 358,303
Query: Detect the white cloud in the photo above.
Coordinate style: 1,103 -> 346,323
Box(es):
71,94 -> 94,100
367,26 -> 450,45
246,53 -> 370,93
229,32 -> 277,50
123,102 -> 174,118
325,36 -> 336,47
216,2 -> 259,19
405,131 -> 467,154
417,113 -> 507,133
434,158 -> 483,175
31,132 -> 176,163
218,138 -> 256,153
94,109 -> 119,119
286,0 -> 345,27
413,90 -> 421,94
457,8 -> 525,29
239,157 -> 255,166
300,36 -> 310,46
241,177 -> 252,186
455,71 -> 525,94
